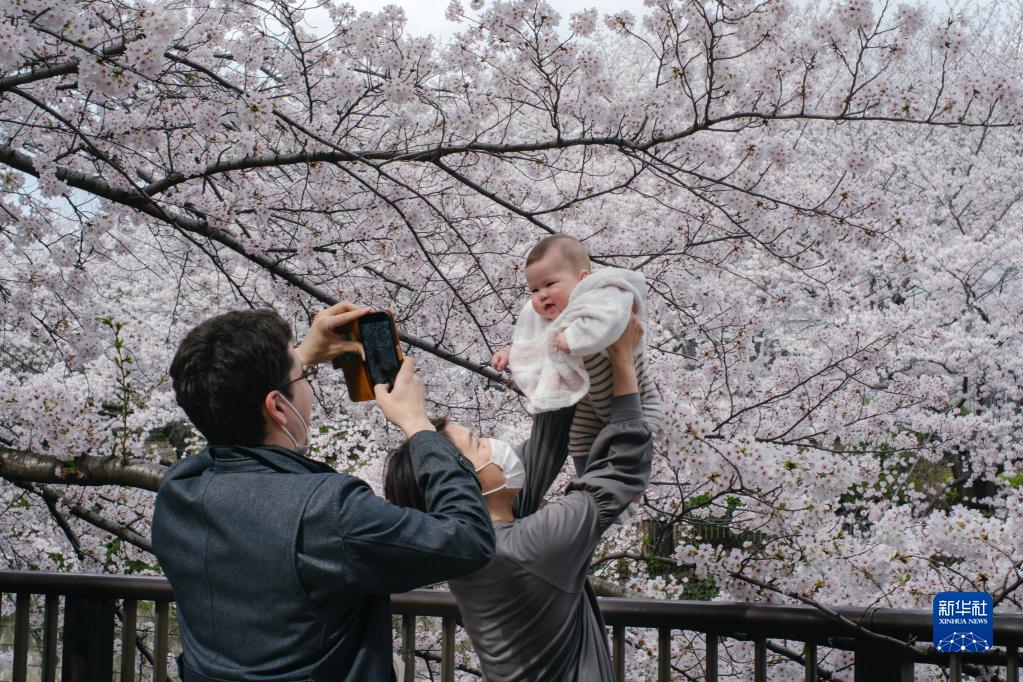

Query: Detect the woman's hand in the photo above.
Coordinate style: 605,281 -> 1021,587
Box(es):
296,301 -> 372,365
608,312 -> 643,359
374,358 -> 436,437
608,313 -> 642,396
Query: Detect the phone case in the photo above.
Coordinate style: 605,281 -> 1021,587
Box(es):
332,313 -> 404,402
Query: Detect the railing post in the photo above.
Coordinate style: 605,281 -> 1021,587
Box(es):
13,592 -> 30,682
402,615 -> 415,682
803,641 -> 817,682
657,628 -> 671,682
1009,646 -> 1020,682
613,625 -> 625,681
441,617 -> 455,682
62,596 -> 114,682
949,653 -> 962,682
705,633 -> 718,682
753,637 -> 767,682
43,594 -> 60,682
121,599 -> 137,682
154,601 -> 169,682
853,639 -> 914,682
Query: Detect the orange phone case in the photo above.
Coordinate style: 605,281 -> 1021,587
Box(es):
332,313 -> 404,402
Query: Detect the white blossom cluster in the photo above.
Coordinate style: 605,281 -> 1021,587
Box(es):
1,0 -> 1021,678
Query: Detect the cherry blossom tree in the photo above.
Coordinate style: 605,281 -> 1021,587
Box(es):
1,0 -> 1021,678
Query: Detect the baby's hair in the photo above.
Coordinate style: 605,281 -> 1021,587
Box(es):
526,234 -> 591,272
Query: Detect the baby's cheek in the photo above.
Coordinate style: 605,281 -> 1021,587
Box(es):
555,285 -> 575,308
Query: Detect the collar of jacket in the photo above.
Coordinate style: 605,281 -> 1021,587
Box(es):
207,444 -> 336,475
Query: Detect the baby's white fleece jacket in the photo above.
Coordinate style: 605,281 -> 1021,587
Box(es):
509,267 -> 646,414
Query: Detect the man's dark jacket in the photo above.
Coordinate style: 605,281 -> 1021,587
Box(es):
151,432 -> 494,681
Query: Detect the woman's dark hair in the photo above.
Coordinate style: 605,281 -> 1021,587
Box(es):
169,309 -> 294,446
384,416 -> 452,512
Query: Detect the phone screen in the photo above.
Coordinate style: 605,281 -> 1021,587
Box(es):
361,316 -> 401,388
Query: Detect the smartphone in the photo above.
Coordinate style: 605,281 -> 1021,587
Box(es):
359,311 -> 403,389
332,311 -> 404,402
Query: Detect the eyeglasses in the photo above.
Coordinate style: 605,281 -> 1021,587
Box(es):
274,364 -> 319,391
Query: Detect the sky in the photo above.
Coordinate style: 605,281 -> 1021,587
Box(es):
334,0 -> 962,44
342,0 -> 638,41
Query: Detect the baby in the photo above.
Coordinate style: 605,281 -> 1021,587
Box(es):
493,234 -> 662,475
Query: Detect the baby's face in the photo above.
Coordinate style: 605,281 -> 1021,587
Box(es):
525,255 -> 588,321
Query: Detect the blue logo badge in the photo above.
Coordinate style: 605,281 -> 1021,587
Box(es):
933,592 -> 993,653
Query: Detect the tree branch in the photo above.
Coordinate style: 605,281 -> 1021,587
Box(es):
12,480 -> 154,553
0,143 -> 510,386
1,448 -> 165,492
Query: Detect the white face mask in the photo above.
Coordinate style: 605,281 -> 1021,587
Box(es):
474,438 -> 525,496
279,394 -> 311,457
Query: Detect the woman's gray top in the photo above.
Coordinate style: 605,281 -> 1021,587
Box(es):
449,393 -> 653,681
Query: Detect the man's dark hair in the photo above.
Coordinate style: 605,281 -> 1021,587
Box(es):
384,416 -> 454,512
170,309 -> 294,446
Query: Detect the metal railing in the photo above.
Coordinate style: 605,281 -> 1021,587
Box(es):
2,570 -> 1022,681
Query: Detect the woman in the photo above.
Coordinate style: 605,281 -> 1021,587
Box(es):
385,315 -> 652,680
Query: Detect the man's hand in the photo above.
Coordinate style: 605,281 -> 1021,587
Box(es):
491,346 -> 511,372
553,331 -> 571,354
296,301 -> 372,365
374,358 -> 436,437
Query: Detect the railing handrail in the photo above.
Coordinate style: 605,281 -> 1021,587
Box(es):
4,569 -> 1023,646
0,570 -> 172,601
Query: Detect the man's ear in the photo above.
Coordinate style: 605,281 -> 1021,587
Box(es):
579,269 -> 590,280
263,390 -> 287,429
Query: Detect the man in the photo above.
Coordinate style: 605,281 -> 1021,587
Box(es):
384,314 -> 652,680
152,302 -> 494,681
